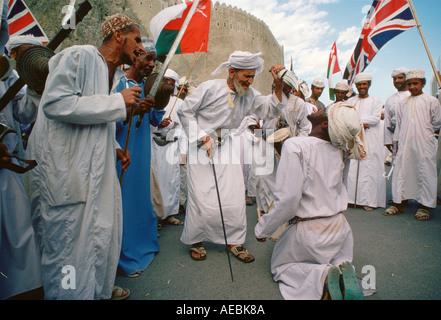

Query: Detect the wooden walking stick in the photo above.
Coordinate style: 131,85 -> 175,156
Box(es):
119,98 -> 137,185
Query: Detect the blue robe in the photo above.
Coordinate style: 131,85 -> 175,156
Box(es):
116,77 -> 165,276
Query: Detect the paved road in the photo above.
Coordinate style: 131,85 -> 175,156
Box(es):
114,177 -> 441,302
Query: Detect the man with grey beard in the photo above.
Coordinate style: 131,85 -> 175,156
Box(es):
177,51 -> 287,263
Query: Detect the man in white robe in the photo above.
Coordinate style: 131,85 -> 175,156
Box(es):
256,71 -> 310,216
255,102 -> 365,300
25,14 -> 149,300
385,69 -> 441,220
151,69 -> 187,225
345,73 -> 385,210
384,68 -> 410,151
1,35 -> 42,299
177,51 -> 287,263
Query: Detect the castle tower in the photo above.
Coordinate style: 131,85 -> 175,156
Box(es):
127,0 -> 284,95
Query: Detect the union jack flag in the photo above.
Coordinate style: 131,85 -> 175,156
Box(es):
7,0 -> 48,44
343,0 -> 416,84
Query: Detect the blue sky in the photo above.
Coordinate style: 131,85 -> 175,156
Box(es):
215,0 -> 441,106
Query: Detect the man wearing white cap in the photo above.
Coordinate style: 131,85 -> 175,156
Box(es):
385,69 -> 441,220
333,80 -> 350,103
255,102 -> 365,300
306,77 -> 325,111
345,72 -> 385,211
151,68 -> 188,227
177,51 -> 287,263
383,68 -> 410,152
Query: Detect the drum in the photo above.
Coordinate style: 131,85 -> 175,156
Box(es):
266,127 -> 291,157
143,72 -> 175,110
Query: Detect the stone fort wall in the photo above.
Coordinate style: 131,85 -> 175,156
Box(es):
127,0 -> 284,94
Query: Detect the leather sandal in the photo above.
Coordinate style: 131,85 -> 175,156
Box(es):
190,243 -> 207,260
228,245 -> 255,263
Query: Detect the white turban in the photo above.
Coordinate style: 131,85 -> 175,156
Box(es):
354,72 -> 372,83
312,77 -> 325,88
391,67 -> 408,77
298,79 -> 310,98
335,80 -> 349,91
278,69 -> 299,91
164,69 -> 180,95
211,51 -> 264,76
327,101 -> 368,160
406,69 -> 425,80
5,35 -> 43,52
141,37 -> 156,53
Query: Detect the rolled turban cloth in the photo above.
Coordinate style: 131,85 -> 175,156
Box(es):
211,51 -> 264,76
391,67 -> 408,77
327,101 -> 368,160
5,35 -> 42,52
277,69 -> 299,91
406,69 -> 425,80
298,79 -> 310,98
102,14 -> 136,39
354,72 -> 372,83
142,37 -> 156,53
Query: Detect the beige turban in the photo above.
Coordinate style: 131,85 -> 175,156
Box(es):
354,72 -> 372,83
335,80 -> 349,91
327,101 -> 368,160
101,14 -> 136,39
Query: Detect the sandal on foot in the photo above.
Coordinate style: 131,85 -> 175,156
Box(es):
326,266 -> 343,300
415,208 -> 430,221
127,271 -> 142,278
246,197 -> 253,205
111,286 -> 130,300
383,205 -> 403,216
339,261 -> 364,300
228,245 -> 255,263
166,216 -> 184,225
363,206 -> 373,211
190,243 -> 206,261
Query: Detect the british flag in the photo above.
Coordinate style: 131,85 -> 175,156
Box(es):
343,0 -> 416,84
7,0 -> 48,44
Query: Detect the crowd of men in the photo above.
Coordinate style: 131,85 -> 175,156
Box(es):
1,11 -> 441,301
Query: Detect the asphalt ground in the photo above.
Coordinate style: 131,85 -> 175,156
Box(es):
114,171 -> 441,305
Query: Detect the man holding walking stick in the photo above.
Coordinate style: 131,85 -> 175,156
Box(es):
177,51 -> 287,263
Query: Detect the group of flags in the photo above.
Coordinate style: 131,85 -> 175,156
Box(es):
3,0 -> 426,101
328,0 -> 417,99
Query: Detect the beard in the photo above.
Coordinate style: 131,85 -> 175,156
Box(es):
234,77 -> 251,98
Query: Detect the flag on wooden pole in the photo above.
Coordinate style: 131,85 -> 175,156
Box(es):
150,0 -> 211,57
327,41 -> 340,101
343,0 -> 416,84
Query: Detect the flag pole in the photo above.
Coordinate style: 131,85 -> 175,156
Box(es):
407,0 -> 441,87
166,40 -> 205,119
136,0 -> 201,128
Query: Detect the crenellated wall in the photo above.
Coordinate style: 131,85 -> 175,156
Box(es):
127,0 -> 284,95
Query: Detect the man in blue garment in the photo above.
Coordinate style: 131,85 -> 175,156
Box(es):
116,37 -> 165,278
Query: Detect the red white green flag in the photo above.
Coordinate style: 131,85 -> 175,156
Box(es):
150,0 -> 211,57
327,41 -> 341,100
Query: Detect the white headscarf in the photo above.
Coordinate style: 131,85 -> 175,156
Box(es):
5,35 -> 43,52
164,69 -> 180,95
211,51 -> 264,76
354,72 -> 372,83
327,101 -> 368,160
391,67 -> 408,77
